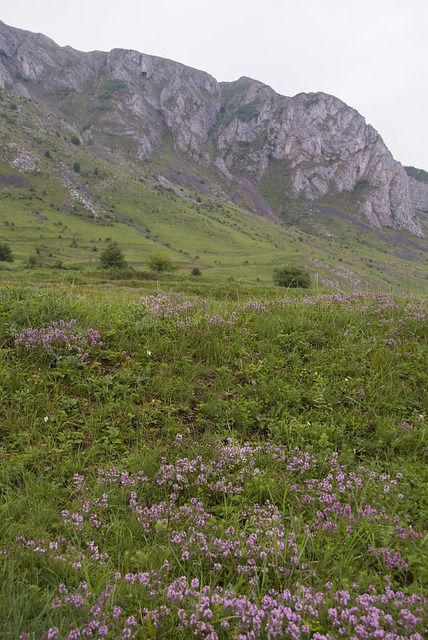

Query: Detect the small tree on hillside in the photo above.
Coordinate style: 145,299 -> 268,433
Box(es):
0,243 -> 14,262
99,242 -> 127,269
146,252 -> 177,273
273,266 -> 311,289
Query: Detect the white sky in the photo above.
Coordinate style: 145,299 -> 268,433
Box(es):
2,0 -> 427,170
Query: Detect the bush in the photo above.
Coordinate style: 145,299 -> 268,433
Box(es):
99,242 -> 127,269
70,135 -> 81,146
146,252 -> 177,273
73,162 -> 81,173
0,243 -> 14,262
191,267 -> 202,276
25,255 -> 44,269
273,266 -> 311,288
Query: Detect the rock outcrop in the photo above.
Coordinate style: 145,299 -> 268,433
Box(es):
405,168 -> 428,222
216,83 -> 423,235
0,20 -> 425,236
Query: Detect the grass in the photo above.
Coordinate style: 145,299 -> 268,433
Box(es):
0,282 -> 427,638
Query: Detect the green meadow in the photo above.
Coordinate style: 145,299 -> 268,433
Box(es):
0,283 -> 427,638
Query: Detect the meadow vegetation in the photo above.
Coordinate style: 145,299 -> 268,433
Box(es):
0,282 -> 427,639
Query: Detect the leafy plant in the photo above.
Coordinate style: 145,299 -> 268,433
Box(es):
98,242 -> 127,269
0,242 -> 14,262
146,252 -> 177,273
273,265 -> 311,288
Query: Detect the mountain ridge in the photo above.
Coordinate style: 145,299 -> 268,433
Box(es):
0,19 -> 427,243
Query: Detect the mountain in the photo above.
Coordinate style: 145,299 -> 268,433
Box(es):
0,20 -> 428,292
1,20 -> 427,238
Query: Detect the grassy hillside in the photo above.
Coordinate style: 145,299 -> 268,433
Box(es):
1,88 -> 428,294
0,283 -> 427,638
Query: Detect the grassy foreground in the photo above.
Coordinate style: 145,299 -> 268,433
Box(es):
0,282 -> 427,639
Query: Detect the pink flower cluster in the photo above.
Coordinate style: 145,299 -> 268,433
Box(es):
12,441 -> 427,639
14,319 -> 102,359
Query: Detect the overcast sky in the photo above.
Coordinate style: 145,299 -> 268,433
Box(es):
2,0 -> 427,169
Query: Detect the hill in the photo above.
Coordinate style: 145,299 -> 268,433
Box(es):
0,20 -> 427,291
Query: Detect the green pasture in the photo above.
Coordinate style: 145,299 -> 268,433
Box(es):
0,283 -> 427,638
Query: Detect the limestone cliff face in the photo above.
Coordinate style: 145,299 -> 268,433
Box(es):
0,20 -> 424,236
99,49 -> 222,160
0,21 -> 222,160
216,83 -> 423,235
0,22 -> 97,90
405,168 -> 428,221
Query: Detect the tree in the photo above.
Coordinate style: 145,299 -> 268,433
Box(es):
0,243 -> 14,262
99,242 -> 127,269
146,252 -> 176,273
73,162 -> 81,173
191,267 -> 202,276
273,266 -> 311,289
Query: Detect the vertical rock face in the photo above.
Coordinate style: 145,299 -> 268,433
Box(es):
0,19 -> 223,163
0,20 -> 425,236
100,48 -> 222,158
405,168 -> 428,221
216,84 -> 423,236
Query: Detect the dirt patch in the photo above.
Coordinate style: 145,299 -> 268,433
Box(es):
0,173 -> 27,187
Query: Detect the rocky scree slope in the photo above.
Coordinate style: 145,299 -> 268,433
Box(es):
0,20 -> 426,237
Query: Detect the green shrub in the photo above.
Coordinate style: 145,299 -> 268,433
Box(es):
0,243 -> 14,262
25,255 -> 44,269
146,252 -> 177,273
99,242 -> 127,269
273,266 -> 311,288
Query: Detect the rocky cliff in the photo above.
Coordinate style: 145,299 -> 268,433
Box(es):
405,167 -> 428,224
0,20 -> 425,236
